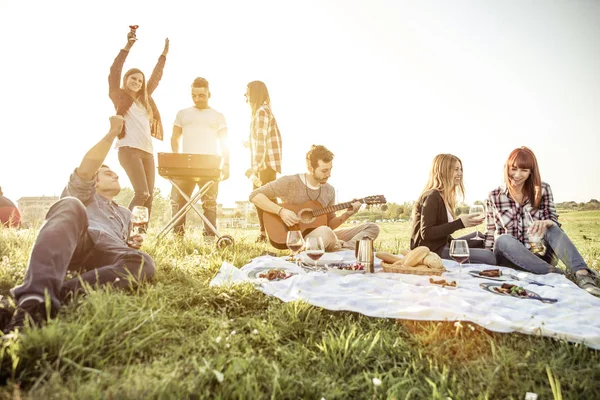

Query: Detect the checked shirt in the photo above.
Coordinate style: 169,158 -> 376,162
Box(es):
250,104 -> 282,174
484,182 -> 560,251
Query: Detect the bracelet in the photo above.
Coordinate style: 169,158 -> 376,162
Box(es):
277,207 -> 284,216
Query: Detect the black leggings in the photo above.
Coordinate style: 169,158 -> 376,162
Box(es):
118,147 -> 155,220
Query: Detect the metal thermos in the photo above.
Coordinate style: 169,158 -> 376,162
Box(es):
356,236 -> 375,273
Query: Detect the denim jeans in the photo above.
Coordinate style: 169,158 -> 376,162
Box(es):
11,198 -> 156,309
441,231 -> 497,265
118,147 -> 155,218
171,178 -> 219,237
253,167 -> 277,235
493,224 -> 588,275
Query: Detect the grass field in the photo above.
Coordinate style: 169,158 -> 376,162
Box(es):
1,211 -> 599,399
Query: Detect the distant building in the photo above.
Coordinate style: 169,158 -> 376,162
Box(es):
235,201 -> 254,216
17,196 -> 59,226
17,196 -> 59,210
217,218 -> 248,229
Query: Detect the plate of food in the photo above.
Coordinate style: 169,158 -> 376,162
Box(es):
326,262 -> 365,275
468,269 -> 512,282
247,267 -> 297,281
298,252 -> 344,266
479,283 -> 557,303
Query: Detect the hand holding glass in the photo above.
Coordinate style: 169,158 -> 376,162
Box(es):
305,237 -> 325,268
469,205 -> 485,240
449,239 -> 470,284
131,206 -> 149,237
524,212 -> 546,255
286,230 -> 305,264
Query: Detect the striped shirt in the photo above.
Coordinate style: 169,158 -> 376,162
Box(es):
250,105 -> 282,174
484,182 -> 560,251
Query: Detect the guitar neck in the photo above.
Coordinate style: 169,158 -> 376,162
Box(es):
312,199 -> 365,217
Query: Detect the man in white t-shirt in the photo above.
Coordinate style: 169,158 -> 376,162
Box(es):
170,77 -> 229,238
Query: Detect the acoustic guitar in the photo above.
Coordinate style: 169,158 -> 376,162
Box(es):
263,195 -> 387,249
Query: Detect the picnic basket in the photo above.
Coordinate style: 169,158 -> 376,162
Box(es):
380,261 -> 446,276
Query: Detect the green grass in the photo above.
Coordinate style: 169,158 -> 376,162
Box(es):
1,212 -> 600,399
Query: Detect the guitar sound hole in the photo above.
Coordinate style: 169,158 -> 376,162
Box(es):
298,209 -> 315,223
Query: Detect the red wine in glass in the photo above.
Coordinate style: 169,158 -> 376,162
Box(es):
288,244 -> 303,253
449,239 -> 470,285
450,255 -> 469,264
307,251 -> 324,261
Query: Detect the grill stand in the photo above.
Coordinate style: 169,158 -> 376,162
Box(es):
156,179 -> 234,249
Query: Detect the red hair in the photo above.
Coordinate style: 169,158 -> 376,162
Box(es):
504,147 -> 542,208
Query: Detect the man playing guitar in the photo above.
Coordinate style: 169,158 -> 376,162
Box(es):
249,145 -> 380,251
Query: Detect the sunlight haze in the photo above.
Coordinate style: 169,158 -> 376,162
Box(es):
1,0 -> 599,207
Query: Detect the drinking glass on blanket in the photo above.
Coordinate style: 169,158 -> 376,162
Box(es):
286,230 -> 305,265
131,206 -> 149,237
305,237 -> 325,268
449,240 -> 469,285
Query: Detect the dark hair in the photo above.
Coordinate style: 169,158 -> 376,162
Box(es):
504,146 -> 542,208
306,145 -> 334,169
246,81 -> 271,117
95,164 -> 111,182
192,77 -> 209,89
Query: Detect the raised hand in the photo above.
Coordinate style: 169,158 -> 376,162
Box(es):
162,38 -> 170,56
108,115 -> 125,138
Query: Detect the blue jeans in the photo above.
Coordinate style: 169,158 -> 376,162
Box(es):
494,224 -> 588,275
118,147 -> 155,219
11,198 -> 156,309
441,231 -> 497,265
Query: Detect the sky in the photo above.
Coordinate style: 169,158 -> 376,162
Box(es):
1,0 -> 599,208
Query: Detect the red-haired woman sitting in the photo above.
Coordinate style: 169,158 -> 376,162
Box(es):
485,146 -> 599,297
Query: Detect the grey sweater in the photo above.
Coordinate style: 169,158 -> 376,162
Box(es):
249,174 -> 336,220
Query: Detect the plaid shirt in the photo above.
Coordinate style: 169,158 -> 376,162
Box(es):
484,182 -> 560,251
250,105 -> 282,174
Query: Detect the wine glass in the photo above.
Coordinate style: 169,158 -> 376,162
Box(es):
524,212 -> 546,255
286,230 -> 305,265
449,239 -> 470,285
305,237 -> 325,269
469,204 -> 485,241
131,206 -> 149,237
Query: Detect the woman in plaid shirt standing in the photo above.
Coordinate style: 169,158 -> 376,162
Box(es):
244,81 -> 283,243
485,147 -> 599,297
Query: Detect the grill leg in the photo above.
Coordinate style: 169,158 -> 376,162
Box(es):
156,180 -> 223,241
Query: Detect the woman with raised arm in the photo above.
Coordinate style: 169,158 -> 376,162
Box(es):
411,154 -> 497,264
244,81 -> 283,243
485,146 -> 599,296
108,28 -> 169,225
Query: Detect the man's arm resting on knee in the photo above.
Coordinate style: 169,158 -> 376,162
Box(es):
76,116 -> 124,180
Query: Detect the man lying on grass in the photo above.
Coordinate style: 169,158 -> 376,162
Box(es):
1,116 -> 156,336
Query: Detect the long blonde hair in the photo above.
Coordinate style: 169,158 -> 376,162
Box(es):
247,81 -> 271,117
122,68 -> 153,119
419,154 -> 465,217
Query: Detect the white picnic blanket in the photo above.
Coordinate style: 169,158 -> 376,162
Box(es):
210,251 -> 600,349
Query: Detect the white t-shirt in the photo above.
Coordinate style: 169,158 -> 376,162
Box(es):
115,102 -> 153,154
174,107 -> 228,155
447,207 -> 454,222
